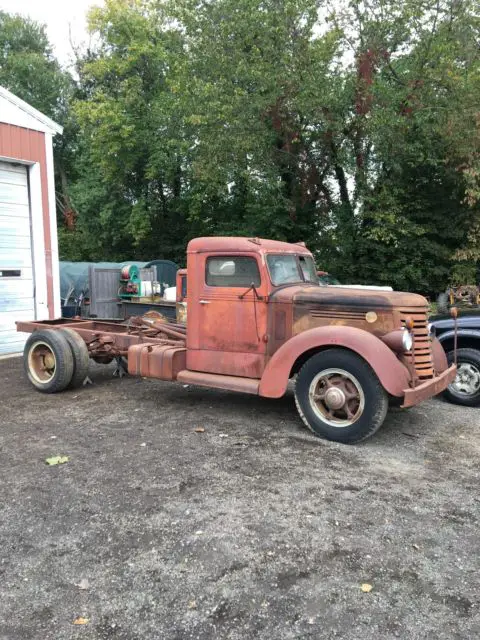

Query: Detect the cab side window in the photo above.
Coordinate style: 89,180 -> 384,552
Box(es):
206,256 -> 261,287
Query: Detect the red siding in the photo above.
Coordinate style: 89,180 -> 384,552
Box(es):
0,122 -> 55,318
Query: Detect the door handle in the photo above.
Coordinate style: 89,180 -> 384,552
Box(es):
199,300 -> 211,304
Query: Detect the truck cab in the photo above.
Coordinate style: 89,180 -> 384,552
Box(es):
186,237 -> 317,379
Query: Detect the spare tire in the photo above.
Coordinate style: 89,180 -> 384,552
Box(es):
23,330 -> 74,393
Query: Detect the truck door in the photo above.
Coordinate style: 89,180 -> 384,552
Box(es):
186,253 -> 268,378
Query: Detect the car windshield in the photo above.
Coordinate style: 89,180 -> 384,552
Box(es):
267,254 -> 319,286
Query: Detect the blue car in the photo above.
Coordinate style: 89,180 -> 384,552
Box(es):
430,310 -> 480,406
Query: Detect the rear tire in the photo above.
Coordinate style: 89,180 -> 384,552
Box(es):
59,328 -> 90,388
443,348 -> 480,407
294,349 -> 388,444
23,330 -> 74,393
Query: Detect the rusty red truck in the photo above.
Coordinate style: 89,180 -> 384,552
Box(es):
17,237 -> 457,444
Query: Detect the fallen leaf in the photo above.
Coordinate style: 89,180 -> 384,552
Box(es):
75,579 -> 89,590
45,455 -> 69,466
195,530 -> 203,535
361,583 -> 373,593
188,600 -> 197,609
73,617 -> 89,625
140,442 -> 147,447
194,427 -> 205,433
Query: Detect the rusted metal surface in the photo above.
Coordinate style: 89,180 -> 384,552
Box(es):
177,370 -> 259,394
128,344 -> 186,379
187,237 -> 312,256
258,325 -> 411,399
16,317 -> 186,366
431,337 -> 448,374
186,247 -> 269,378
399,309 -> 433,381
402,365 -> 457,408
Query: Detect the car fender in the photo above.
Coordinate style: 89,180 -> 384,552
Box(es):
259,326 -> 410,399
436,329 -> 480,346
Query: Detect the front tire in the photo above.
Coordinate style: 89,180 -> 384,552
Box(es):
294,349 -> 388,444
443,348 -> 480,407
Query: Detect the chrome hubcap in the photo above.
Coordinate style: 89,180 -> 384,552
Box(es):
309,368 -> 365,428
451,362 -> 480,396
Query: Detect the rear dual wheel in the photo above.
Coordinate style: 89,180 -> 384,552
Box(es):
24,329 -> 90,393
294,349 -> 388,444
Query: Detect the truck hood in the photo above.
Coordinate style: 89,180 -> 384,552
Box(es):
271,284 -> 428,310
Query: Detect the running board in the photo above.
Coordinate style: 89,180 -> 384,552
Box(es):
177,370 -> 259,395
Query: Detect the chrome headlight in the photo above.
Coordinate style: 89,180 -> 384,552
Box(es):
402,328 -> 413,352
427,322 -> 435,337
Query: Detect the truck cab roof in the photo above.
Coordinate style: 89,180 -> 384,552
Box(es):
187,237 -> 312,255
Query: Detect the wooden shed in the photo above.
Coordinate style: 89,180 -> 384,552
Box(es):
0,86 -> 62,355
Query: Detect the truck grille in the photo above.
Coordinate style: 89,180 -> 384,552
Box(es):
399,310 -> 434,380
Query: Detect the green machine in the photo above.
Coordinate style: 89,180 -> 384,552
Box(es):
119,264 -> 141,299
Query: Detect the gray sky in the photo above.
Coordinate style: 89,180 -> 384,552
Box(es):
0,0 -> 103,66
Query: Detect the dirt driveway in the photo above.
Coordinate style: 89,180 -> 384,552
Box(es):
0,357 -> 479,639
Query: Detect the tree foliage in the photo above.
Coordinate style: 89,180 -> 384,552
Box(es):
0,1 -> 479,291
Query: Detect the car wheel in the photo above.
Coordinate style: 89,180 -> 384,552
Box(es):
294,349 -> 388,444
444,348 -> 480,407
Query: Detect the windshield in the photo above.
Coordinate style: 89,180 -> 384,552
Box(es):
299,255 -> 319,283
267,254 -> 319,286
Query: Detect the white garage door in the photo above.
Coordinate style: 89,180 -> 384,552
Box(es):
0,162 -> 35,355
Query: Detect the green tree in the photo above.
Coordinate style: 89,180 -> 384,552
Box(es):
0,10 -> 79,247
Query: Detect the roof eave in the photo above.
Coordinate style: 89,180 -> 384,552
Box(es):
0,85 -> 63,135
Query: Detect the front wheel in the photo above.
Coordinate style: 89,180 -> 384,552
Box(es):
294,349 -> 388,444
443,348 -> 480,407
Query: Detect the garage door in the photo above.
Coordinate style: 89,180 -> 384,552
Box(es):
0,162 -> 35,355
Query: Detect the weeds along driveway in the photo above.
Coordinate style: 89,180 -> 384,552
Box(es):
0,357 -> 479,639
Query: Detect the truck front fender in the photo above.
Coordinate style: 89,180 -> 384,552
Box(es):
259,326 -> 410,399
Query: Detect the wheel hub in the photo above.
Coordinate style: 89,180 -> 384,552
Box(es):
44,354 -> 55,369
324,387 -> 346,410
27,341 -> 57,384
308,368 -> 365,428
452,363 -> 480,396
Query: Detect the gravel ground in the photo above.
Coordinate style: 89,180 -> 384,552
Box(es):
0,356 -> 479,640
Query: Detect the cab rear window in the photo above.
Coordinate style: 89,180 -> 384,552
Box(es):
206,256 -> 261,287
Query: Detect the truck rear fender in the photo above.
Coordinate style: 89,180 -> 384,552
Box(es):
259,326 -> 410,399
